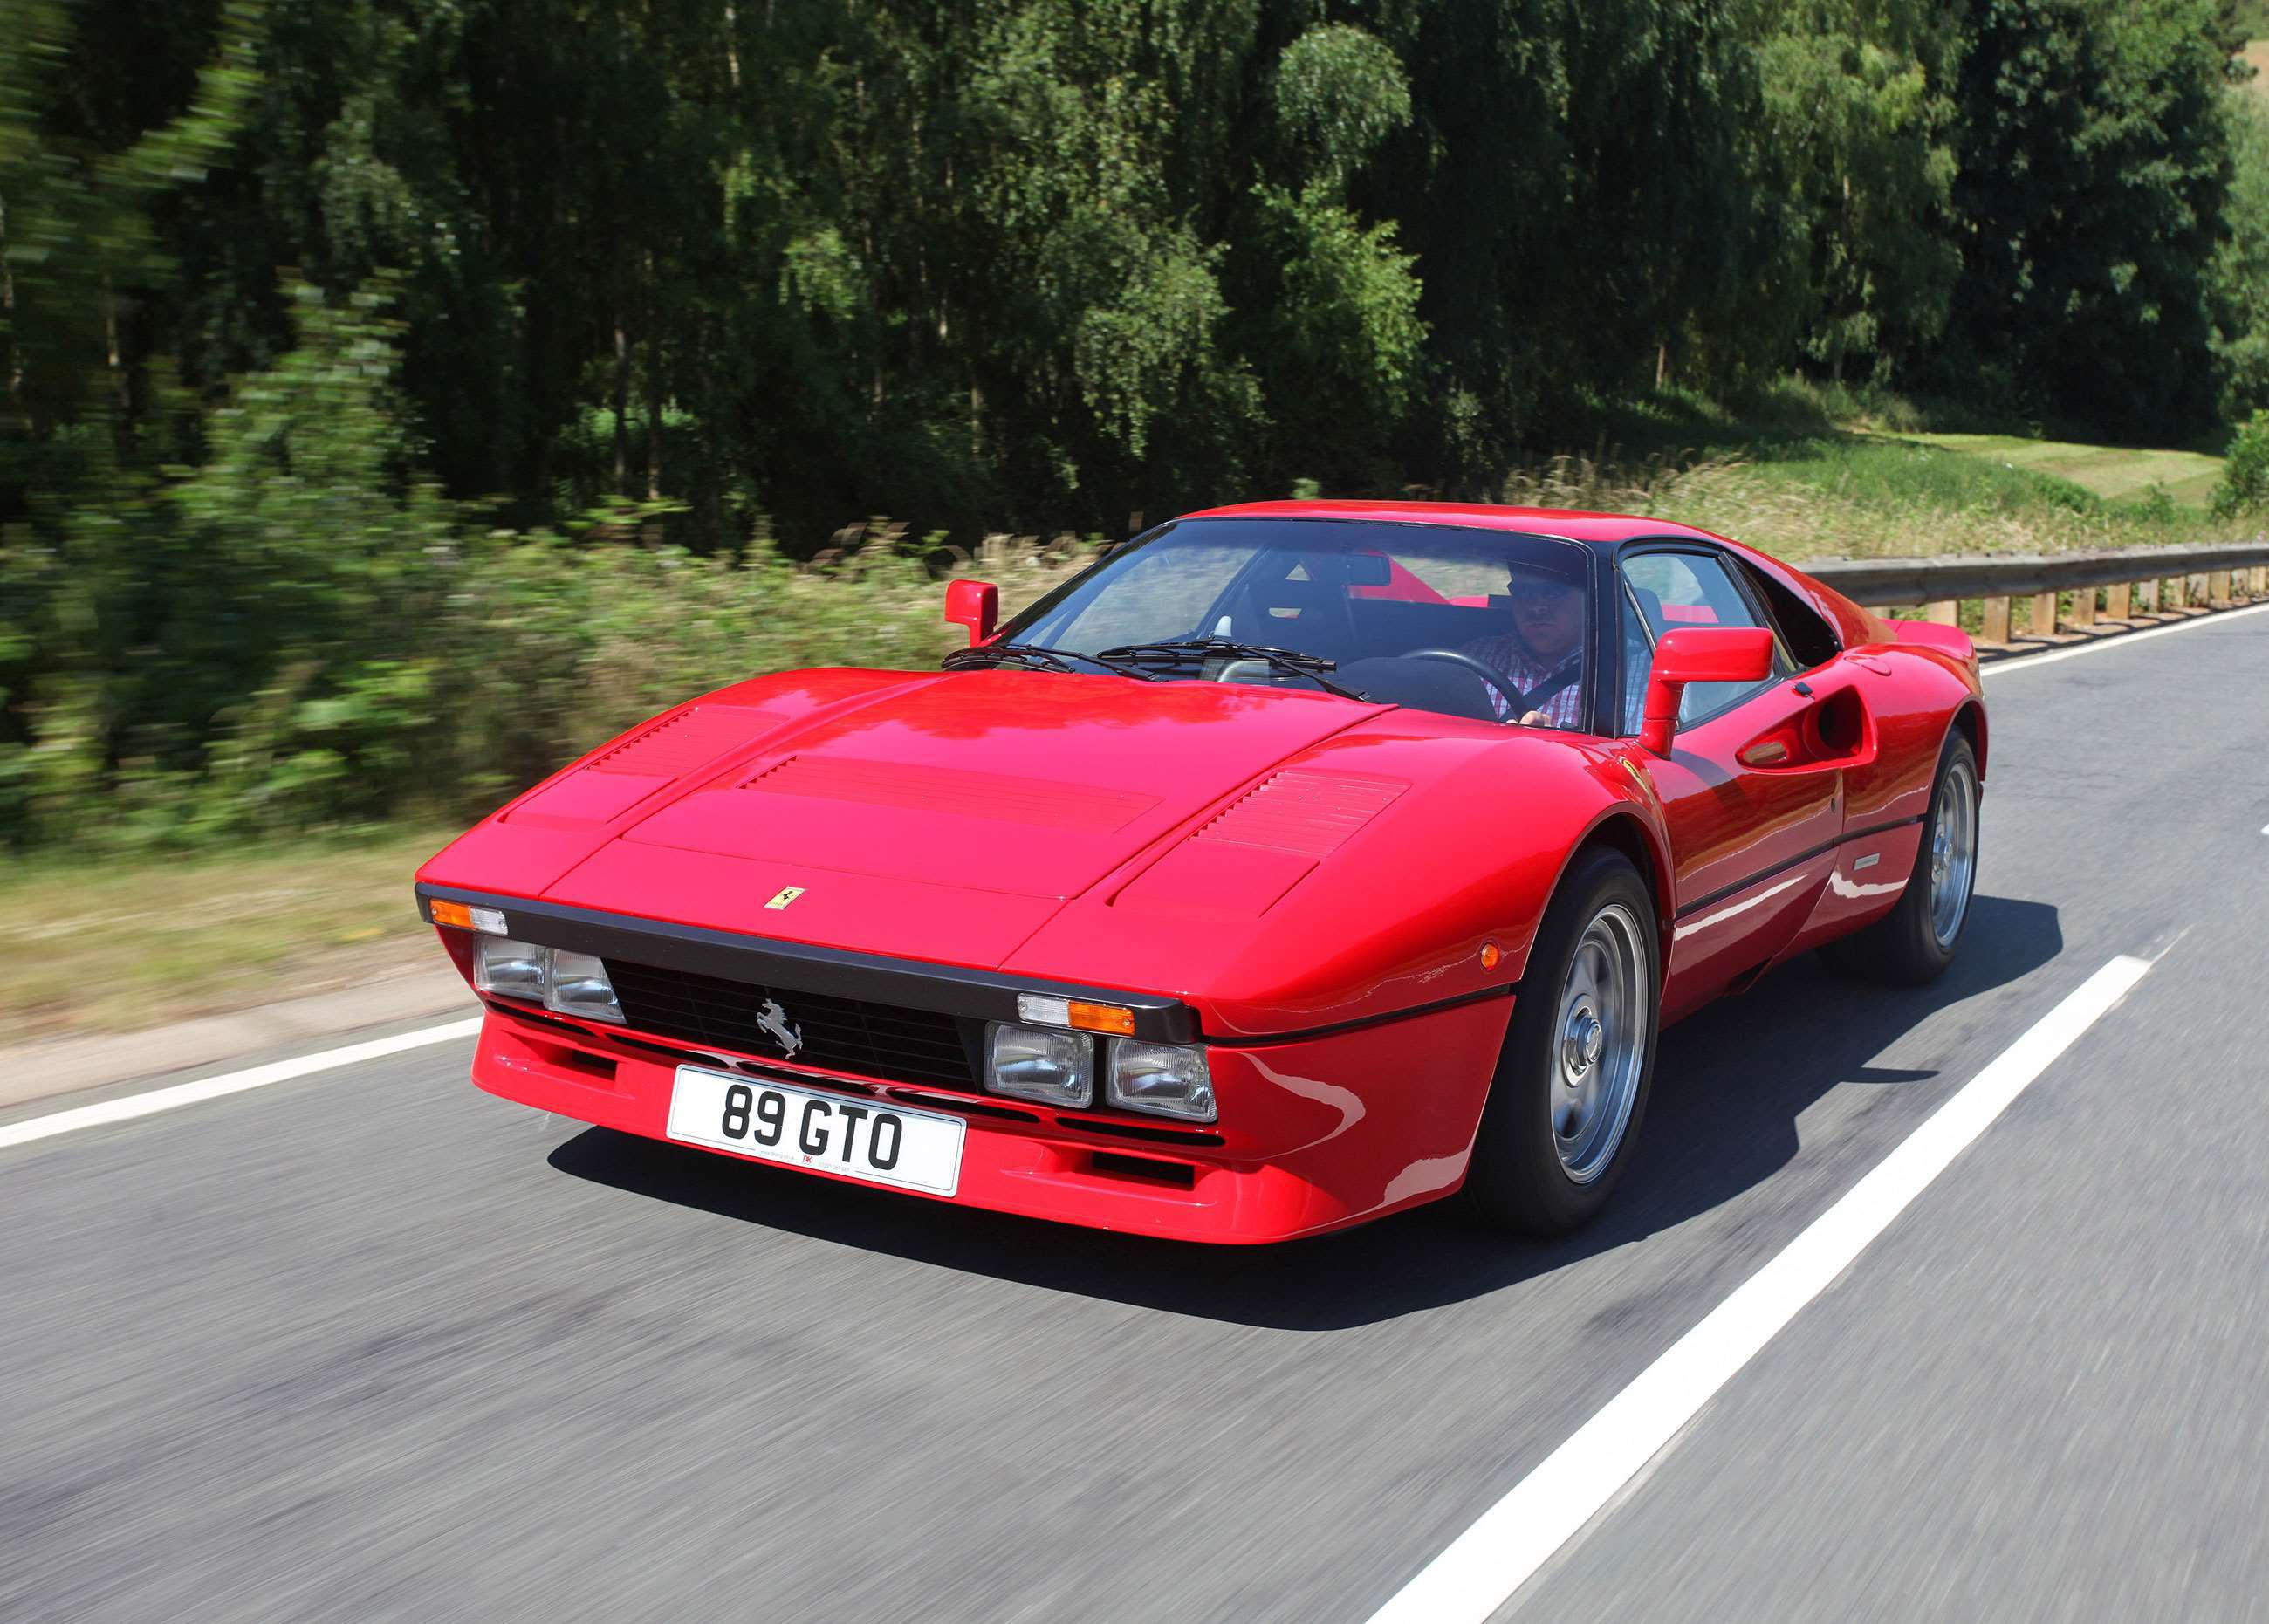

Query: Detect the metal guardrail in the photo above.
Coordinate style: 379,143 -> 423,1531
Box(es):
1806,541 -> 2269,605
1805,540 -> 2269,639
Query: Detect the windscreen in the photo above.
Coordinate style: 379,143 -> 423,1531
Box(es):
997,517 -> 1595,729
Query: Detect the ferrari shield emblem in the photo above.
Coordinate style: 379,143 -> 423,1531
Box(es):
764,886 -> 806,910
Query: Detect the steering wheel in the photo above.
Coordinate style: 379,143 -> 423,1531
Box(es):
1402,648 -> 1532,716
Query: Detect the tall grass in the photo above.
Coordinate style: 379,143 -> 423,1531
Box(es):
1490,438 -> 2228,562
374,521 -> 1107,832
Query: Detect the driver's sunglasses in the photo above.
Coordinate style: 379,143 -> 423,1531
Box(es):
1505,578 -> 1577,608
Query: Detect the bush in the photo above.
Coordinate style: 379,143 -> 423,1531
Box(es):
2211,409 -> 2269,520
0,286 -> 1103,853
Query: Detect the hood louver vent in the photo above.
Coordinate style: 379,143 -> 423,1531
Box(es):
588,707 -> 773,777
1194,770 -> 1406,859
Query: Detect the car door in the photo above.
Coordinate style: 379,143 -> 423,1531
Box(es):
1618,546 -> 1865,1020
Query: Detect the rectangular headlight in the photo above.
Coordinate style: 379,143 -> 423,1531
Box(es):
1106,1038 -> 1216,1122
472,935 -> 546,1001
986,1023 -> 1093,1107
545,949 -> 624,1024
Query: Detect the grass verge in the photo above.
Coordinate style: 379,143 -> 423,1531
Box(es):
1503,382 -> 2234,560
1882,433 -> 2224,509
0,827 -> 453,1040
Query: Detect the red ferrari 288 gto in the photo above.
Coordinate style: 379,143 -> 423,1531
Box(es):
417,502 -> 1985,1243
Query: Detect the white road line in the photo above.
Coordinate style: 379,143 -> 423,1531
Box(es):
0,1018 -> 483,1154
1983,597 -> 2269,677
1365,953 -> 2155,1624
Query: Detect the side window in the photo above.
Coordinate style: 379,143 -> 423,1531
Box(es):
1735,558 -> 1842,670
1621,552 -> 1786,725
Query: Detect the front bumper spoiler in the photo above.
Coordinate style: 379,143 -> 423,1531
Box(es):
460,990 -> 1514,1244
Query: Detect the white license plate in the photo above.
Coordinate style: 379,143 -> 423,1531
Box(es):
666,1066 -> 964,1196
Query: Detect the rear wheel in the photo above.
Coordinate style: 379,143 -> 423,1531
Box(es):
1460,847 -> 1660,1236
1822,732 -> 1979,986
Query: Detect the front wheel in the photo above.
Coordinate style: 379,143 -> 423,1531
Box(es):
1460,847 -> 1660,1236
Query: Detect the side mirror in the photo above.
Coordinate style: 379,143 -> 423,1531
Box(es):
944,579 -> 1000,646
1638,627 -> 1773,755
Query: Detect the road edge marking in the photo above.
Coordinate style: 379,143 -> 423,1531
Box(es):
1982,597 -> 2269,677
1364,953 -> 2156,1624
0,1017 -> 484,1154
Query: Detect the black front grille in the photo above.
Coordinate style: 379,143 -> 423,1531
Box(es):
605,959 -> 980,1091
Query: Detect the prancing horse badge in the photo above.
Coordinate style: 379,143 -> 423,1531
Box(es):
754,997 -> 805,1058
764,886 -> 806,910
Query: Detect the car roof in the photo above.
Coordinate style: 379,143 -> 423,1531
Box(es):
1176,499 -> 1724,550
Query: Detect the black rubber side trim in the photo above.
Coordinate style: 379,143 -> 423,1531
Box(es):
1204,982 -> 1518,1048
1672,814 -> 1925,921
422,883 -> 1202,1043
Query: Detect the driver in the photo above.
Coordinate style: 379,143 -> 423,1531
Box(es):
1463,560 -> 1587,727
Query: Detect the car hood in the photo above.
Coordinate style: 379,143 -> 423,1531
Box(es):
426,668 -> 1392,968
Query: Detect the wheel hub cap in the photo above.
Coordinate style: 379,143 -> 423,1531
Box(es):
1562,1007 -> 1604,1078
1928,760 -> 1978,949
1551,902 -> 1650,1185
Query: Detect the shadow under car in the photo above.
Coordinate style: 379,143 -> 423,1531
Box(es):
545,893 -> 2062,1332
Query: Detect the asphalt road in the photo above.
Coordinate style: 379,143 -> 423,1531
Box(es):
5,610 -> 2267,1623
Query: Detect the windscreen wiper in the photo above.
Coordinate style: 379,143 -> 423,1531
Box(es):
940,641 -> 1155,678
1097,638 -> 1372,702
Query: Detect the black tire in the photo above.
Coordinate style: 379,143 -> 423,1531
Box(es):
1459,846 -> 1661,1236
1820,731 -> 1980,987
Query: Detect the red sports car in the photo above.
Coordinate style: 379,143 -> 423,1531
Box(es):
416,502 -> 1985,1242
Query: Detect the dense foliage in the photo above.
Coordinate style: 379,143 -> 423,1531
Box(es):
2,0 -> 2264,846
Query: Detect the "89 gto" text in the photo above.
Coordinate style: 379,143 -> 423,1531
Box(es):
719,1083 -> 903,1169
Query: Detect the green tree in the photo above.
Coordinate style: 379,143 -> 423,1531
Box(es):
1943,0 -> 2235,438
1752,2 -> 1964,382
2211,86 -> 2269,418
1238,23 -> 1426,489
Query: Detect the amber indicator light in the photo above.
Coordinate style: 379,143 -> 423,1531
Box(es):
430,899 -> 474,930
1068,1001 -> 1138,1036
1480,942 -> 1503,971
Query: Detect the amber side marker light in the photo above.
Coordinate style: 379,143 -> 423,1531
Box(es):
1480,942 -> 1503,971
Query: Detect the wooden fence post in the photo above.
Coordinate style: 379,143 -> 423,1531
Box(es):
1926,599 -> 1959,626
2137,578 -> 2159,614
2030,590 -> 2059,636
1981,596 -> 2012,644
2071,586 -> 2096,629
2106,581 -> 2131,620
2211,568 -> 2232,606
